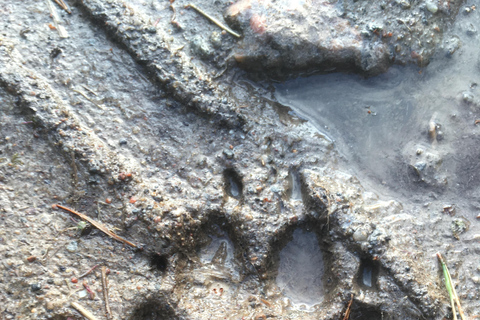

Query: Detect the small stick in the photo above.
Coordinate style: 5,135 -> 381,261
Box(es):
343,293 -> 354,320
45,0 -> 69,38
79,264 -> 98,279
170,5 -> 177,24
59,0 -> 71,14
71,302 -> 100,320
185,4 -> 241,38
72,89 -> 105,110
260,298 -> 272,308
71,151 -> 78,185
56,204 -> 137,248
52,0 -> 67,11
82,281 -> 95,300
81,84 -> 98,96
101,266 -> 112,320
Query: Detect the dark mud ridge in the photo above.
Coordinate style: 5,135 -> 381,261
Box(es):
0,0 -> 478,319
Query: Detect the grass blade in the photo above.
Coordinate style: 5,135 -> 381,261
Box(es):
437,252 -> 466,320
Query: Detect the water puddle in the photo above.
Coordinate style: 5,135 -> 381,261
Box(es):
274,6 -> 480,210
276,229 -> 325,311
199,232 -> 236,269
286,169 -> 302,201
224,168 -> 243,200
357,258 -> 379,289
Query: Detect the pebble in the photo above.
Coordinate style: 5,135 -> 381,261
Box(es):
399,0 -> 411,9
66,241 -> 78,253
223,149 -> 234,159
466,23 -> 477,36
27,255 -> 36,262
31,283 -> 41,291
472,276 -> 480,284
353,229 -> 368,242
426,1 -> 438,13
119,138 -> 128,145
462,91 -> 475,104
45,301 -> 54,311
210,31 -> 222,48
78,290 -> 88,298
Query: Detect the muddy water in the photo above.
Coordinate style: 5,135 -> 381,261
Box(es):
275,5 -> 480,216
276,229 -> 325,310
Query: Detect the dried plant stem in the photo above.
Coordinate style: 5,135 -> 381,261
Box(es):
342,293 -> 354,320
56,204 -> 137,248
101,266 -> 112,320
72,88 -> 105,110
185,4 -> 241,38
71,302 -> 100,320
78,264 -> 98,279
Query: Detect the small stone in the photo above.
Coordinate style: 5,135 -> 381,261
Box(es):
462,91 -> 474,104
78,290 -> 88,298
119,138 -> 128,145
58,266 -> 66,272
31,283 -> 41,291
66,241 -> 78,253
223,149 -> 234,159
45,301 -> 54,311
47,279 -> 54,284
152,195 -> 163,202
27,255 -> 36,262
426,1 -> 438,13
210,31 -> 222,48
353,229 -> 368,241
399,0 -> 410,9
466,23 -> 477,36
190,36 -> 213,59
472,276 -> 480,284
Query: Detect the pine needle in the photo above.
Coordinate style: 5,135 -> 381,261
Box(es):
56,204 -> 137,248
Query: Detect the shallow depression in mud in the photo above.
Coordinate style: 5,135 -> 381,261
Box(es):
274,11 -> 480,208
276,229 -> 325,310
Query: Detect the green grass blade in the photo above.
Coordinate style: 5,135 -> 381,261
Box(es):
437,252 -> 458,320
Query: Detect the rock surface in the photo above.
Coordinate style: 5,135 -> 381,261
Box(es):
226,0 -> 464,77
0,0 -> 478,319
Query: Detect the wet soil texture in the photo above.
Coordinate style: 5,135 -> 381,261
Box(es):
226,0 -> 464,78
0,0 -> 478,320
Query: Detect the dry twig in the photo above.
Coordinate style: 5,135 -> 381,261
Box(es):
72,88 -> 105,110
185,4 -> 241,38
79,264 -> 98,279
56,204 -> 137,248
342,293 -> 354,320
71,302 -> 100,320
101,266 -> 112,320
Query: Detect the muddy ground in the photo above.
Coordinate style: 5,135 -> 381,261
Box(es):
0,0 -> 479,319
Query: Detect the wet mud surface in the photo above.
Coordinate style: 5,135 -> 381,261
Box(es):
0,0 -> 479,319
